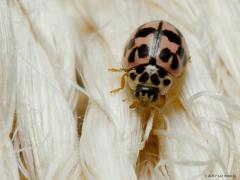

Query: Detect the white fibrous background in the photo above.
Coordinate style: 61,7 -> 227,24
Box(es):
0,0 -> 240,179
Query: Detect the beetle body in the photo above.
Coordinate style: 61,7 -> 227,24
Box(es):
111,20 -> 189,108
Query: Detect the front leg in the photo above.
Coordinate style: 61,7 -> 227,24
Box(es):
108,68 -> 128,72
143,106 -> 154,121
110,72 -> 128,93
155,95 -> 165,108
129,100 -> 138,109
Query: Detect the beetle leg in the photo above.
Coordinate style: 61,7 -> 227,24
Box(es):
110,72 -> 128,93
143,107 -> 154,121
129,100 -> 138,109
108,68 -> 128,72
155,95 -> 165,108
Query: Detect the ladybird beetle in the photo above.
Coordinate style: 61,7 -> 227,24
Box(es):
110,20 -> 190,109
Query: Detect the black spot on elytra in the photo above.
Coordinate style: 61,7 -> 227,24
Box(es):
163,79 -> 171,86
157,68 -> 166,78
128,48 -> 137,62
129,72 -> 137,80
135,28 -> 156,38
139,72 -> 149,82
177,46 -> 184,58
162,30 -> 181,45
136,66 -> 145,74
160,48 -> 171,62
171,54 -> 179,70
138,44 -> 149,58
151,74 -> 160,85
149,58 -> 156,65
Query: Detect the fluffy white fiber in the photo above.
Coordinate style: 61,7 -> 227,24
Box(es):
1,0 -> 240,179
